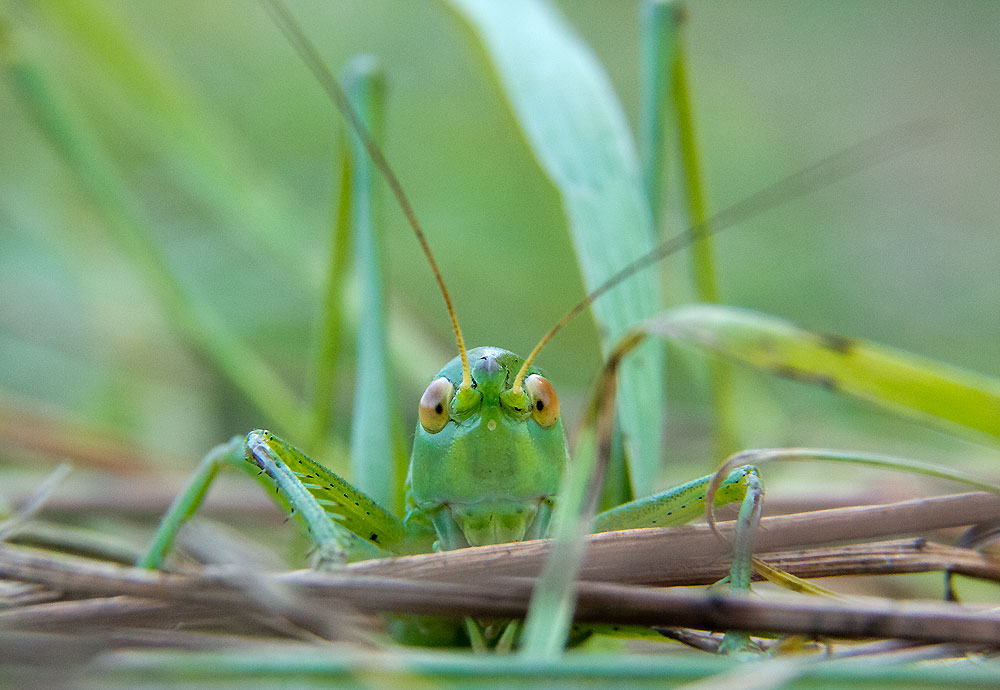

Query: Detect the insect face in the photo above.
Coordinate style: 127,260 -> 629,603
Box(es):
408,347 -> 567,547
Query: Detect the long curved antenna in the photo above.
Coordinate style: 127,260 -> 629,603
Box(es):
263,1 -> 472,391
511,118 -> 944,392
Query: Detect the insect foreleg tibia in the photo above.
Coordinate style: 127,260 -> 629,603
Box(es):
718,466 -> 765,654
245,431 -> 411,560
243,431 -> 362,568
138,433 -> 359,570
590,464 -> 765,654
139,430 -> 412,571
592,466 -> 760,533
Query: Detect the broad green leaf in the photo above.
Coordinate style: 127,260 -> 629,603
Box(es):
650,304 -> 1000,443
445,0 -> 665,497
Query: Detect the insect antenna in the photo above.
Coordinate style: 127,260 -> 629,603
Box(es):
511,118 -> 943,392
262,0 -> 473,391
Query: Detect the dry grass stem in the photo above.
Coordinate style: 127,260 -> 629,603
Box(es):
346,491 -> 1000,583
1,491 -> 999,646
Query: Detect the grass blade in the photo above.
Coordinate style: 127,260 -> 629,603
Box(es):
704,447 -> 1000,536
307,142 -> 353,452
639,0 -> 678,214
520,339 -> 627,657
341,57 -> 399,512
640,1 -> 739,459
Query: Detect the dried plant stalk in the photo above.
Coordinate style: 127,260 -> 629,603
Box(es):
1,492 -> 1000,645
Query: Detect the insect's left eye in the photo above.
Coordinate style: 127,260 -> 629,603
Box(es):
525,374 -> 559,429
418,377 -> 454,433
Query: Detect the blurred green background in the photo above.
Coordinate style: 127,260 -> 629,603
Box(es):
2,0 -> 998,495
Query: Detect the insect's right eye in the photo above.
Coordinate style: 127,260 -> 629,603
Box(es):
418,377 -> 454,433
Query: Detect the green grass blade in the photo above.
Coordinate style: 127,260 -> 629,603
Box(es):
672,48 -> 718,306
445,0 -> 665,497
307,147 -> 353,452
704,446 -> 1000,535
341,57 -> 398,513
672,45 -> 740,461
2,26 -> 305,436
69,647 -> 1000,687
520,344 -> 625,658
639,0 -> 679,214
519,420 -> 598,658
639,0 -> 738,460
650,304 -> 1000,442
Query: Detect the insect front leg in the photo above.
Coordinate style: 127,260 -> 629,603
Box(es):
593,465 -> 761,533
593,465 -> 765,653
242,431 -> 366,568
139,430 -> 407,571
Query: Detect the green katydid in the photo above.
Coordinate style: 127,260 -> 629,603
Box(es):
132,0 -> 1000,653
136,0 -> 771,649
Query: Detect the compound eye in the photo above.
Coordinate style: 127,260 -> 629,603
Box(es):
525,374 -> 559,429
418,377 -> 454,433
